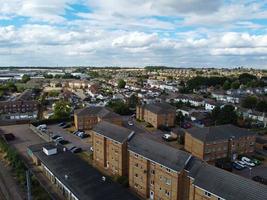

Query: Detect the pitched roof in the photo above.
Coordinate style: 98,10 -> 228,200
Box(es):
93,121 -> 133,143
74,106 -> 121,119
186,158 -> 267,200
186,124 -> 255,142
141,102 -> 175,114
28,143 -> 139,200
128,134 -> 191,171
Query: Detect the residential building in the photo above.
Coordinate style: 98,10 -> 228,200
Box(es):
184,124 -> 256,161
136,103 -> 176,128
91,121 -> 134,176
74,106 -> 123,130
27,143 -> 139,200
184,157 -> 267,200
0,89 -> 39,120
128,134 -> 191,200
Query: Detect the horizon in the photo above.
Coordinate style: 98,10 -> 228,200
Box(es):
1,1 -> 267,68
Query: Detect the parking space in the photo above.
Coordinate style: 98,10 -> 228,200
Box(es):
47,124 -> 91,151
0,124 -> 44,157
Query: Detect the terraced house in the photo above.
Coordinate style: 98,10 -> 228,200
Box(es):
128,134 -> 191,200
136,102 -> 176,128
184,124 -> 256,161
91,121 -> 134,176
74,106 -> 123,130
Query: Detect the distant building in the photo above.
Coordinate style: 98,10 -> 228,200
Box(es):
74,106 -> 122,130
91,121 -> 134,176
185,124 -> 256,161
136,103 -> 176,128
0,90 -> 39,121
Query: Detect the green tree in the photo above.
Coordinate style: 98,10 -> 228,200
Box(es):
21,74 -> 31,83
117,79 -> 126,89
239,73 -> 257,84
222,80 -> 231,90
212,105 -> 237,125
231,80 -> 240,89
256,101 -> 267,112
241,96 -> 258,109
53,101 -> 71,119
128,94 -> 138,108
107,100 -> 131,115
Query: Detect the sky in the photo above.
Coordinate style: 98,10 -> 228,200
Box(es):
0,0 -> 267,68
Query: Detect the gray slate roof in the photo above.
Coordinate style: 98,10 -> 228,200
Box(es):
186,124 -> 255,142
141,102 -> 176,114
93,121 -> 133,143
128,134 -> 191,171
74,106 -> 121,119
186,158 -> 267,200
28,143 -> 139,200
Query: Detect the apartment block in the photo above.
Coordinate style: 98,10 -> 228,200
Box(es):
185,124 -> 256,161
128,134 -> 191,200
0,89 -> 39,120
184,157 -> 267,200
74,106 -> 123,130
136,103 -> 176,128
91,121 -> 134,176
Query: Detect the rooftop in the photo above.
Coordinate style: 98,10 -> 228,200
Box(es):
28,143 -> 139,200
140,102 -> 176,114
186,158 -> 267,200
74,106 -> 121,119
186,124 -> 255,142
128,134 -> 191,171
93,121 -> 133,143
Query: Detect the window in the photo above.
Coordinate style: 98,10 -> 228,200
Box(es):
151,170 -> 155,175
204,191 -> 211,197
166,178 -> 171,185
135,174 -> 138,177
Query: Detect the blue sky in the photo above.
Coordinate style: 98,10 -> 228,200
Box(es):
0,0 -> 267,68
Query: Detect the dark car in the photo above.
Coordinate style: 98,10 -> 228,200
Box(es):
252,176 -> 267,185
62,124 -> 71,129
51,135 -> 60,140
3,133 -> 15,141
57,140 -> 69,145
181,122 -> 192,129
58,122 -> 66,127
71,147 -> 82,153
232,162 -> 245,170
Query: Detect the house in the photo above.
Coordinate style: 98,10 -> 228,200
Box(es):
185,124 -> 256,161
91,121 -> 134,176
136,102 -> 176,128
74,106 -> 123,130
204,99 -> 223,111
211,91 -> 241,104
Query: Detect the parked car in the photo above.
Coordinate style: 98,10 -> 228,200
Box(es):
128,121 -> 134,126
90,147 -> 94,152
252,176 -> 267,185
181,122 -> 192,129
51,135 -> 61,140
53,136 -> 63,142
241,157 -> 256,167
62,124 -> 71,129
57,139 -> 69,145
37,124 -> 47,130
68,145 -> 76,151
251,158 -> 261,165
80,133 -> 89,139
232,161 -> 245,170
71,147 -> 82,153
58,122 -> 66,127
162,134 -> 176,142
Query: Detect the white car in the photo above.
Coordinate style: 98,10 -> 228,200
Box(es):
234,161 -> 245,168
128,121 -> 134,126
241,157 -> 255,167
